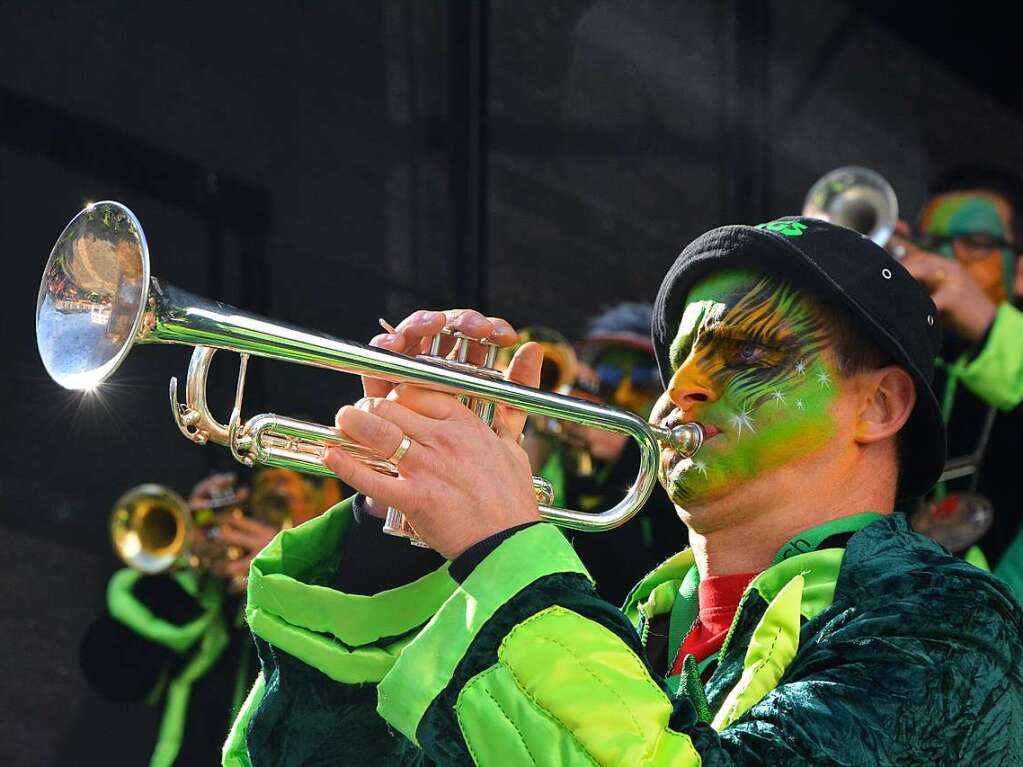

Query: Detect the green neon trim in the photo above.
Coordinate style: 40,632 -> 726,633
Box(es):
965,545 -> 991,572
107,568 -> 222,654
771,512 -> 883,564
957,302 -> 1023,411
622,548 -> 695,625
222,672 -> 265,767
753,548 -> 844,621
377,523 -> 591,745
246,607 -> 413,684
667,565 -> 700,668
485,605 -> 702,765
229,638 -> 253,723
456,664 -> 598,766
994,529 -> 1023,601
248,497 -> 456,648
712,574 -> 803,731
539,449 -> 567,508
678,653 -> 712,724
150,612 -> 230,767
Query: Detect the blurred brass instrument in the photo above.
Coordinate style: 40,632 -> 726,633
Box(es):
803,166 -> 898,247
110,484 -> 192,574
37,202 -> 702,546
110,482 -> 245,574
498,326 -> 578,394
497,325 -> 578,431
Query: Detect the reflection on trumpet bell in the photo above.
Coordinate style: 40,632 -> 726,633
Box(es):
803,166 -> 898,247
110,484 -> 192,574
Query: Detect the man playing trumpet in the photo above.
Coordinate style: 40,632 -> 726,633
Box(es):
225,218 -> 1023,765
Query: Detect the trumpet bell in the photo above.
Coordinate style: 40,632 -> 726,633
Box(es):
110,484 -> 191,574
36,201 -> 150,390
497,326 -> 578,393
803,166 -> 898,247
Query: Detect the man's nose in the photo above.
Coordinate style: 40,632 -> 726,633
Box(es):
667,363 -> 717,410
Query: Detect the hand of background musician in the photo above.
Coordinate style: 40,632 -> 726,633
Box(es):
889,220 -> 997,342
326,310 -> 544,560
210,515 -> 279,593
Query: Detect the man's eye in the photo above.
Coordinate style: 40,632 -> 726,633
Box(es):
732,341 -> 765,364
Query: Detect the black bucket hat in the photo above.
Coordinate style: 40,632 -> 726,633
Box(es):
651,216 -> 945,498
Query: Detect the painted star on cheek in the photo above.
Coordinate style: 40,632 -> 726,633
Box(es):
815,369 -> 832,389
729,404 -> 756,439
795,399 -> 805,411
771,389 -> 787,405
692,459 -> 708,477
795,359 -> 808,376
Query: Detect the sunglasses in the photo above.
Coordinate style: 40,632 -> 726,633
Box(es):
917,232 -> 1020,259
593,364 -> 661,395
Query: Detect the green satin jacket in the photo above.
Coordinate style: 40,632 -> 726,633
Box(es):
222,501 -> 1023,766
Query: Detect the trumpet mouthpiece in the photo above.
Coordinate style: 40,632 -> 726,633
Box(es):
654,422 -> 704,458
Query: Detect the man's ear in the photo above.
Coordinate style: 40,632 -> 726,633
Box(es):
855,366 -> 916,445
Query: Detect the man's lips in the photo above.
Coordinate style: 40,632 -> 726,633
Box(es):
658,416 -> 721,442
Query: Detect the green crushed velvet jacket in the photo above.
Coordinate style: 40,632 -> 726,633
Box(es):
223,502 -> 1023,766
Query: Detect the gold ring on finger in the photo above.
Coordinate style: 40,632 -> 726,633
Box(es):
388,435 -> 413,466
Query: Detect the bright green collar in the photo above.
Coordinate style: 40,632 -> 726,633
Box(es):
666,512 -> 884,678
771,512 -> 884,564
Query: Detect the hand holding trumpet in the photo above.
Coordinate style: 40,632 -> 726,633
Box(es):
325,309 -> 546,559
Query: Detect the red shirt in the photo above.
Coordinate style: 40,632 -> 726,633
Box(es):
670,570 -> 757,676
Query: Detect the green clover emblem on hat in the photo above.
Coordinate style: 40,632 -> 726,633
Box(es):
756,220 -> 808,237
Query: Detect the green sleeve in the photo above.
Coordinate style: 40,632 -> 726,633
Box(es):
378,524 -> 1023,765
958,302 -> 1023,410
225,497 -> 455,766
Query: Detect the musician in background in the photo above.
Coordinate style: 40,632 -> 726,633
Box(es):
891,167 -> 1023,595
524,303 -> 682,603
225,218 -> 1023,765
75,469 -> 341,767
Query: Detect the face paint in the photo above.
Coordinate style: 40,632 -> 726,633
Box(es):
655,269 -> 840,505
920,192 -> 1015,304
591,346 -> 661,417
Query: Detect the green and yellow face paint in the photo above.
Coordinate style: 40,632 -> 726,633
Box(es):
920,191 -> 1015,304
655,269 -> 841,505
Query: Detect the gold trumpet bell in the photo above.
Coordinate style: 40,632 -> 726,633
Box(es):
497,326 -> 578,394
110,484 -> 191,574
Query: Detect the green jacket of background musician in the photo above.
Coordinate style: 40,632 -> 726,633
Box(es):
222,497 -> 1023,766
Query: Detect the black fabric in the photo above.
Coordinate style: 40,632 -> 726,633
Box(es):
935,357 -> 1023,568
333,507 -> 445,596
245,637 -> 427,767
70,586 -> 258,767
415,572 -> 659,766
643,610 -> 671,674
448,522 -> 540,583
563,440 -> 685,604
79,614 -> 172,701
651,217 -> 946,498
132,573 -> 206,625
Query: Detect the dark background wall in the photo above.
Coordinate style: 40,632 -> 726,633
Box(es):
1,1 -> 1019,763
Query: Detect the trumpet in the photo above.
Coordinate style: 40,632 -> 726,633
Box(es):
110,482 -> 246,574
803,166 -> 898,247
37,202 -> 702,545
110,484 -> 193,574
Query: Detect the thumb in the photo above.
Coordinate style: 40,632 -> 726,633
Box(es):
495,342 -> 544,441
